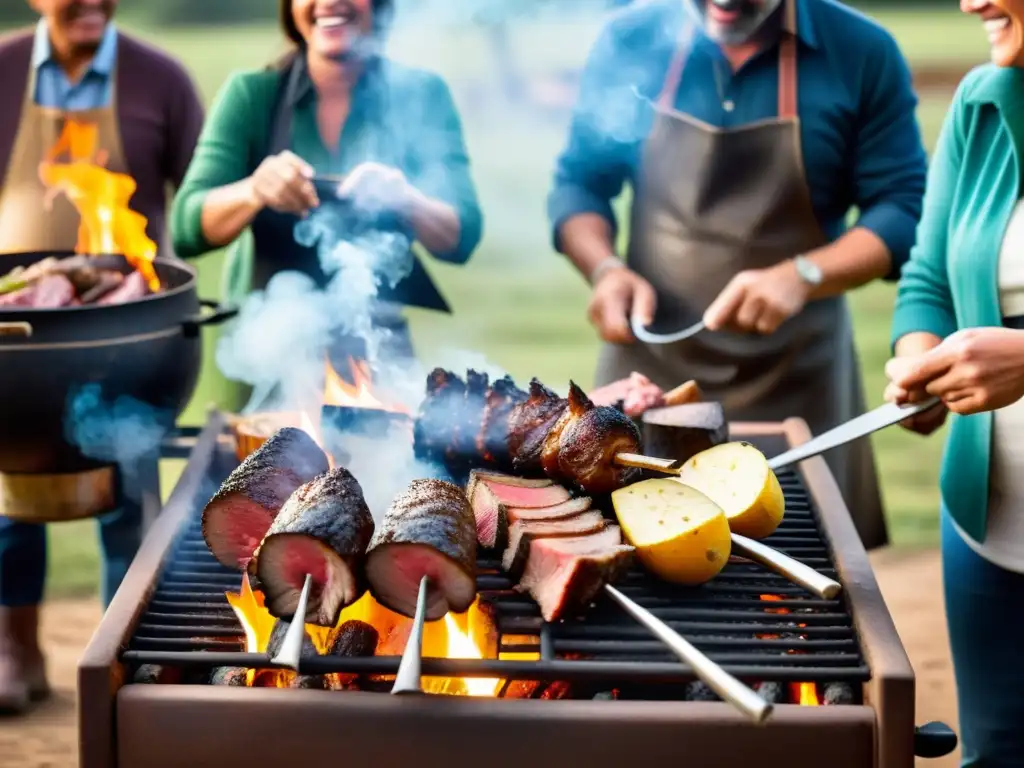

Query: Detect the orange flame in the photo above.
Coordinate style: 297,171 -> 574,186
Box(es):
757,594 -> 820,706
225,575 -> 518,695
38,119 -> 160,291
323,357 -> 411,414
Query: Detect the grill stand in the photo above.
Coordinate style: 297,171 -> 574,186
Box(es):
79,415 -> 919,768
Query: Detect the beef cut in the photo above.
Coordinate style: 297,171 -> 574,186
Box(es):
366,479 -> 477,621
502,510 -> 608,578
202,427 -> 330,570
255,467 -> 376,627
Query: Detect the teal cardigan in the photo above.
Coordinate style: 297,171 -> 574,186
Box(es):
891,64 -> 1024,543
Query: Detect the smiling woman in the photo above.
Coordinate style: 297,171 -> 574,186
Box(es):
886,0 -> 1024,763
170,0 -> 484,392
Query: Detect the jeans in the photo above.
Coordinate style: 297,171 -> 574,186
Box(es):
941,508 -> 1024,767
0,501 -> 143,609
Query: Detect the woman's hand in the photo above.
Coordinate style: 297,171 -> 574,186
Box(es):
250,151 -> 319,215
886,327 -> 1024,416
884,331 -> 948,435
338,162 -> 415,214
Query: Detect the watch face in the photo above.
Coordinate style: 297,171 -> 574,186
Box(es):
796,257 -> 822,285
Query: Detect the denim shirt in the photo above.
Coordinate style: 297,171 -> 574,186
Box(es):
32,19 -> 117,110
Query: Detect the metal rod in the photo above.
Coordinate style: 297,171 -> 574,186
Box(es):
603,585 -> 773,725
730,534 -> 842,599
268,574 -> 312,670
391,575 -> 429,695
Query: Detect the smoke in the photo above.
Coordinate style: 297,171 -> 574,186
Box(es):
64,384 -> 173,488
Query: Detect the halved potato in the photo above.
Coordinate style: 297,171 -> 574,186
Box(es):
674,441 -> 785,539
612,478 -> 732,585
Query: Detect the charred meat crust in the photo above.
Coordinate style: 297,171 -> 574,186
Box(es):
521,546 -> 634,622
201,427 -> 330,569
557,383 -> 642,494
366,479 -> 477,609
509,379 -> 568,475
255,467 -> 376,623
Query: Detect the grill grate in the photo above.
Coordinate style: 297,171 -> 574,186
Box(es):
121,430 -> 868,692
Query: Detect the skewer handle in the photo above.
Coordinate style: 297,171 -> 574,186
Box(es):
391,575 -> 429,696
614,452 -> 682,475
269,574 -> 313,670
730,534 -> 841,599
604,584 -> 772,725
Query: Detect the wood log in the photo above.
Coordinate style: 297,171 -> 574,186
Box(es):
642,402 -> 728,464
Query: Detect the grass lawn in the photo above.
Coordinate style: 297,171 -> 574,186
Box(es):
17,7 -> 988,599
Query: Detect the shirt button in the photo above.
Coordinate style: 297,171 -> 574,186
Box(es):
723,100 -> 735,112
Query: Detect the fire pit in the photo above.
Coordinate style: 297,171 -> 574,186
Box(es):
79,414 -> 954,768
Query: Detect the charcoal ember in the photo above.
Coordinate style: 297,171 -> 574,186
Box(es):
684,681 -> 720,702
267,619 -> 319,659
822,682 -> 856,706
326,619 -> 379,691
210,667 -> 248,687
754,681 -> 787,704
132,664 -> 181,685
288,675 -> 326,690
592,690 -> 618,700
539,680 -> 572,700
501,679 -> 542,699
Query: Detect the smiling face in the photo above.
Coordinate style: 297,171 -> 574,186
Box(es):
700,0 -> 783,45
290,0 -> 374,60
29,0 -> 116,53
962,0 -> 1024,67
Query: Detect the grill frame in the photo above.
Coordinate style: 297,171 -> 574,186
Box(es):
78,414 -> 915,768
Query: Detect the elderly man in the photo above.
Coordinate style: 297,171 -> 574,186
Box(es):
0,0 -> 203,714
548,0 -> 927,551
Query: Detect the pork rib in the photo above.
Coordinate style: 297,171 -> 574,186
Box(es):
366,479 -> 477,621
254,467 -> 375,627
202,427 -> 330,570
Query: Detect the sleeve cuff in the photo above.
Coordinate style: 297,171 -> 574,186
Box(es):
889,307 -> 958,350
548,186 -> 617,253
855,203 -> 917,281
170,190 -> 213,259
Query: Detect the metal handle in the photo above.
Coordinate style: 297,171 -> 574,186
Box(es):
731,534 -> 841,599
391,575 -> 429,695
181,300 -> 239,338
914,721 -> 958,758
631,317 -> 706,345
604,584 -> 772,724
0,322 -> 32,338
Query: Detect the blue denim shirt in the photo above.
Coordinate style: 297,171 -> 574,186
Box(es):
547,0 -> 927,278
32,19 -> 117,110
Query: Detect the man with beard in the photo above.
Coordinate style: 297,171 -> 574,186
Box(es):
548,0 -> 927,551
0,0 -> 203,714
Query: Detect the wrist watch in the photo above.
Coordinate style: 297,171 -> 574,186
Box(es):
793,255 -> 823,287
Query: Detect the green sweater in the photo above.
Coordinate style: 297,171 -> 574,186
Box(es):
169,60 -> 483,308
890,64 -> 1024,543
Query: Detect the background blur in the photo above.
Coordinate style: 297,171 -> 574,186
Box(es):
0,0 -> 986,600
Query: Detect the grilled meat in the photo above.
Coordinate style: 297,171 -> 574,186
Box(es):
414,370 -> 643,494
32,273 -> 76,307
557,384 -> 642,494
505,496 -> 592,525
79,270 -> 125,303
202,427 -> 330,570
98,269 -> 148,305
365,479 -> 477,621
517,526 -> 634,622
508,380 -> 568,475
255,467 -> 375,627
484,480 -> 570,509
467,470 -> 560,549
502,510 -> 608,578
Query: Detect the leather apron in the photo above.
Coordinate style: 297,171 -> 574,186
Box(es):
595,4 -> 887,550
0,59 -> 127,521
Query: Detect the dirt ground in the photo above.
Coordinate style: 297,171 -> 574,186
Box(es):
0,549 -> 959,768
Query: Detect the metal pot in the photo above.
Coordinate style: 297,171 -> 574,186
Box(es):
0,252 -> 236,478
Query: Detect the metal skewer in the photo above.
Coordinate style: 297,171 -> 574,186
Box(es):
391,575 -> 429,695
730,534 -> 840,599
604,584 -> 772,724
269,574 -> 313,670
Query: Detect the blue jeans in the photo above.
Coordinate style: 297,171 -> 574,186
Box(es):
0,501 -> 143,609
942,508 -> 1024,767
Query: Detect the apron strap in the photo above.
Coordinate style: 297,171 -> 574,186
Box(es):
656,16 -> 800,120
267,54 -> 307,157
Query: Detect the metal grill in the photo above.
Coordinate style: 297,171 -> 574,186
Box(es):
120,428 -> 868,694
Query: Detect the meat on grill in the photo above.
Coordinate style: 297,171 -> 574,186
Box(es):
517,526 -> 634,622
505,496 -> 593,526
414,369 -> 642,494
365,479 -> 477,621
502,510 -> 608,578
98,269 -> 148,305
467,471 -> 573,549
254,466 -> 376,627
31,274 -> 76,307
202,427 -> 330,570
